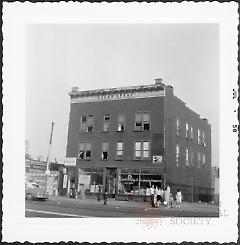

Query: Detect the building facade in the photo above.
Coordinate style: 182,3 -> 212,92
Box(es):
66,79 -> 213,201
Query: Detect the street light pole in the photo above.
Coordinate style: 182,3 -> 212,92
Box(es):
45,122 -> 54,194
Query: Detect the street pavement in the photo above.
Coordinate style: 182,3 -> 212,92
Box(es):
25,195 -> 219,218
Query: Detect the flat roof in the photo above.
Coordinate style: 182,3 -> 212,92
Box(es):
69,83 -> 164,98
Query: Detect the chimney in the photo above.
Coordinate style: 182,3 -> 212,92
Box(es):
72,87 -> 78,92
155,78 -> 164,85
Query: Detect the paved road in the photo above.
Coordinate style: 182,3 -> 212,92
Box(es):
25,198 -> 219,218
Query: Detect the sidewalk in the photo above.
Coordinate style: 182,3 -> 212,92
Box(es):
49,195 -> 219,214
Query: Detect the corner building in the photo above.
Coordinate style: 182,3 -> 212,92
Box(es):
66,79 -> 213,201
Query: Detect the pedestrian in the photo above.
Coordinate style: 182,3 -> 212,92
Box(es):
150,185 -> 155,207
145,187 -> 150,202
103,190 -> 108,205
169,193 -> 174,208
164,186 -> 170,208
167,184 -> 170,193
159,188 -> 164,205
153,186 -> 158,207
156,187 -> 161,207
176,189 -> 182,208
97,184 -> 101,202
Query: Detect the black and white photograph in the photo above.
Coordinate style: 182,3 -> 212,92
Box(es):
2,2 -> 238,243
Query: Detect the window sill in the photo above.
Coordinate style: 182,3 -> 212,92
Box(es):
133,158 -> 150,161
115,159 -> 123,161
133,130 -> 150,132
116,130 -> 125,132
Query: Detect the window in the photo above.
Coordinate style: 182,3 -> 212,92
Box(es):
135,112 -> 150,131
117,114 -> 125,131
135,142 -> 142,158
197,129 -> 201,144
116,142 -> 124,157
102,142 -> 109,160
78,142 -> 92,160
176,118 -> 180,136
190,126 -> 194,140
103,114 -> 110,132
80,115 -> 94,132
202,154 -> 206,165
85,143 -> 92,158
185,123 -> 190,138
202,132 -> 206,147
186,149 -> 190,166
143,141 -> 150,158
134,141 -> 150,159
198,152 -> 201,168
87,115 -> 94,132
176,145 -> 180,167
191,150 -> 194,165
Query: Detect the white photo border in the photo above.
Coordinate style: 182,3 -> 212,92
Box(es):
2,2 -> 238,243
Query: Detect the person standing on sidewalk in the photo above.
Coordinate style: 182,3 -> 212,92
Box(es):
176,189 -> 182,208
150,185 -> 155,207
156,187 -> 161,207
97,184 -> 102,202
164,186 -> 170,208
103,190 -> 108,205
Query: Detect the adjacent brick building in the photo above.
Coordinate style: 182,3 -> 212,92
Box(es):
65,79 -> 213,201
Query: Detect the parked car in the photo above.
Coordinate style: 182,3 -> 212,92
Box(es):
25,181 -> 49,200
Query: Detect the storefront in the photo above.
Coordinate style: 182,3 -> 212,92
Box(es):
74,166 -> 164,197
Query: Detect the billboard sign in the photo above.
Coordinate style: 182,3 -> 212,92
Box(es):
64,157 -> 76,166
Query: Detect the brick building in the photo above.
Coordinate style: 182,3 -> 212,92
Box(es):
65,79 -> 213,201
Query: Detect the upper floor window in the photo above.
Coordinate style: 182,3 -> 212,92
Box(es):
80,115 -> 94,132
134,141 -> 150,160
185,123 -> 190,138
202,131 -> 206,147
176,118 -> 180,136
202,154 -> 206,165
135,112 -> 150,131
197,129 -> 201,144
198,152 -> 201,168
116,142 -> 124,157
103,114 -> 110,132
101,142 -> 109,160
176,145 -> 180,167
186,149 -> 190,166
117,114 -> 125,132
190,126 -> 194,140
190,150 -> 194,165
78,142 -> 92,160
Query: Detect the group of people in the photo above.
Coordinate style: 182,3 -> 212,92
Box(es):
146,185 -> 182,208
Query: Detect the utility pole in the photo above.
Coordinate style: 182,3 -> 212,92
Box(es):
45,122 -> 54,194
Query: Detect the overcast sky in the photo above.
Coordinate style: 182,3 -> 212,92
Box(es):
25,23 -> 219,166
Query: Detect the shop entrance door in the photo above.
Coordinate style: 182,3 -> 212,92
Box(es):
105,167 -> 117,197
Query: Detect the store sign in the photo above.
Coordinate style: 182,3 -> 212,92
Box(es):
71,90 -> 165,104
63,174 -> 68,188
64,157 -> 76,166
153,155 -> 163,163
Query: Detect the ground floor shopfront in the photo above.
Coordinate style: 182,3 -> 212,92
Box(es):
72,166 -> 165,197
60,163 -> 214,202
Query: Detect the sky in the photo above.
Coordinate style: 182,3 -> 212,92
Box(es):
25,23 -> 219,166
